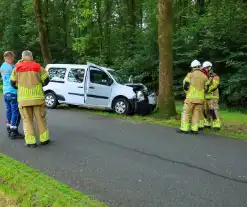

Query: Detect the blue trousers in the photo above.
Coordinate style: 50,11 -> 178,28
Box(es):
4,93 -> 21,128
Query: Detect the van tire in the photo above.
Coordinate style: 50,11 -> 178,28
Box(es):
113,98 -> 130,115
45,92 -> 58,109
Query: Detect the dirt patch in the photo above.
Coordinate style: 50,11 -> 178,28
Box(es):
0,191 -> 18,207
223,124 -> 247,134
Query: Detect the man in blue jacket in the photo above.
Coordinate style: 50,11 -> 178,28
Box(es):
0,51 -> 23,139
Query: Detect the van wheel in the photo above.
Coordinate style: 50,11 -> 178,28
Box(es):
113,98 -> 130,115
45,92 -> 58,109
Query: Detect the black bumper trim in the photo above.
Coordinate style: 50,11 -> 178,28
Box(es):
129,98 -> 153,115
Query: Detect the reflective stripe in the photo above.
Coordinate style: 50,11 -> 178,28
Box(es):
204,119 -> 211,127
212,119 -> 221,128
186,85 -> 204,100
191,123 -> 198,132
25,134 -> 36,144
208,79 -> 219,92
40,129 -> 49,142
180,121 -> 190,132
18,83 -> 44,101
183,77 -> 190,85
41,72 -> 49,82
199,119 -> 204,128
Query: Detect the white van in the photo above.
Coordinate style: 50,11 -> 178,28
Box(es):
43,62 -> 156,115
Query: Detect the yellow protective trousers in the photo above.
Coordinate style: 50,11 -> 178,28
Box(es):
198,103 -> 205,129
180,102 -> 202,132
19,103 -> 49,144
204,99 -> 221,128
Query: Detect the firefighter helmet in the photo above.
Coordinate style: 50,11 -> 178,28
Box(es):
202,61 -> 212,68
190,60 -> 201,68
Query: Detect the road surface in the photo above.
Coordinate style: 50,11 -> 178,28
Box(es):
0,101 -> 247,206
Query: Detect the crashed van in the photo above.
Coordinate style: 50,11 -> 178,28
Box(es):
43,62 -> 156,115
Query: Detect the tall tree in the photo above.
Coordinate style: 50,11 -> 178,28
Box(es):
157,0 -> 177,117
33,0 -> 52,65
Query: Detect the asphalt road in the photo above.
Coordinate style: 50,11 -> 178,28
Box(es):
1,101 -> 247,207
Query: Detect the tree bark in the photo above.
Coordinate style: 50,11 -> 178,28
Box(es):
157,0 -> 177,118
104,0 -> 113,64
33,0 -> 52,65
197,0 -> 205,15
96,0 -> 103,54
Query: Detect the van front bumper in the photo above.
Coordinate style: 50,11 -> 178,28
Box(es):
130,98 -> 156,115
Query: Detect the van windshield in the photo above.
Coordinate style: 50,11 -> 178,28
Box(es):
108,70 -> 127,84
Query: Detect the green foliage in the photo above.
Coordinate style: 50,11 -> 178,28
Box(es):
173,0 -> 247,106
0,0 -> 246,106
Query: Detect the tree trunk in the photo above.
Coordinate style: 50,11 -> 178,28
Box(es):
33,0 -> 52,65
157,0 -> 177,118
96,0 -> 103,55
197,0 -> 205,15
62,0 -> 68,48
104,0 -> 113,64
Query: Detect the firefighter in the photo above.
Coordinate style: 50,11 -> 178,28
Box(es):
198,65 -> 210,131
182,69 -> 192,127
177,60 -> 208,134
202,61 -> 221,130
10,50 -> 50,148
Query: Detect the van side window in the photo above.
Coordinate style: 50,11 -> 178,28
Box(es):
90,69 -> 110,85
48,68 -> 66,80
68,68 -> 85,83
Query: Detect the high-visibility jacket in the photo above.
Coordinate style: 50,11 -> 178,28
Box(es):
183,72 -> 191,93
10,61 -> 49,107
184,69 -> 208,104
205,73 -> 220,100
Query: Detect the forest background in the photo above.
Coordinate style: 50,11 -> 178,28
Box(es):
0,0 -> 246,107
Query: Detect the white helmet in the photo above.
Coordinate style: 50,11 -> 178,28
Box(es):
190,60 -> 201,68
202,61 -> 212,68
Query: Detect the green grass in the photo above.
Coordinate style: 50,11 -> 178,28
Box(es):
0,153 -> 107,207
65,101 -> 247,140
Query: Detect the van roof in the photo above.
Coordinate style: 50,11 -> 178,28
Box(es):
46,64 -> 87,68
46,63 -> 116,72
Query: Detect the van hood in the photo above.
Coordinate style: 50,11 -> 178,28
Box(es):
124,83 -> 146,92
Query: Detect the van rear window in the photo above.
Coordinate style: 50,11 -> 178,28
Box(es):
48,68 -> 66,80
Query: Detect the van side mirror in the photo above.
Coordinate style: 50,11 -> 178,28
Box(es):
107,78 -> 113,86
128,75 -> 133,83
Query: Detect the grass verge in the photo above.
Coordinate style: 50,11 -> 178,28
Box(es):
0,153 -> 107,207
61,101 -> 247,140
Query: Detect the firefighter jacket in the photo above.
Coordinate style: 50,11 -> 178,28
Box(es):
183,69 -> 208,104
205,73 -> 219,100
10,60 -> 50,107
183,72 -> 191,92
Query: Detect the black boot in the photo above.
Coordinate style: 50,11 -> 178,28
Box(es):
40,140 -> 50,146
176,129 -> 189,134
27,144 -> 37,148
7,126 -> 11,137
190,130 -> 198,134
10,128 -> 24,139
198,127 -> 204,132
213,127 -> 220,132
